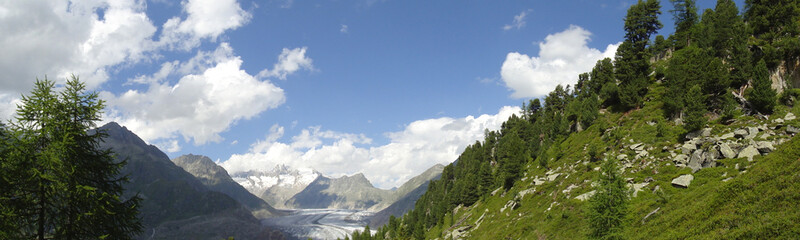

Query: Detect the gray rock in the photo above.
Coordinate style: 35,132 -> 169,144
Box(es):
702,151 -> 718,168
737,145 -> 760,161
755,141 -> 775,153
617,154 -> 628,161
681,142 -> 697,155
575,190 -> 596,201
746,127 -> 759,139
786,112 -> 797,121
671,174 -> 694,188
719,143 -> 736,159
689,150 -> 704,173
630,143 -> 644,151
674,154 -> 689,164
787,126 -> 800,134
720,132 -> 735,139
630,182 -> 649,197
734,129 -> 749,139
774,118 -> 785,124
546,173 -> 561,182
685,129 -> 702,140
533,178 -> 546,186
701,128 -> 712,137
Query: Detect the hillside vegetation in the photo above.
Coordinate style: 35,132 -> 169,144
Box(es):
352,0 -> 800,239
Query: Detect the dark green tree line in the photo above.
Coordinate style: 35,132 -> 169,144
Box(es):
0,77 -> 141,239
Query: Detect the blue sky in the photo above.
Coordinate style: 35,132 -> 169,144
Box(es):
0,0 -> 742,188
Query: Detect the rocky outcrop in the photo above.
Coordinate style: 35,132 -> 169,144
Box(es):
671,174 -> 694,188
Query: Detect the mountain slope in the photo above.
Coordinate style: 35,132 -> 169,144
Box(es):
172,154 -> 279,217
285,173 -> 393,210
230,165 -> 320,209
98,122 -> 284,240
369,164 -> 445,227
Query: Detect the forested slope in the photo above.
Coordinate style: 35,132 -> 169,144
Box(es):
352,0 -> 800,239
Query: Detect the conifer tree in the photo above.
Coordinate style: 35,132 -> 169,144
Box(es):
669,0 -> 698,49
747,59 -> 777,114
684,85 -> 707,131
616,0 -> 662,110
588,158 -> 629,240
1,77 -> 141,239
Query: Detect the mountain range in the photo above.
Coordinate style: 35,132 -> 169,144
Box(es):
98,122 -> 284,240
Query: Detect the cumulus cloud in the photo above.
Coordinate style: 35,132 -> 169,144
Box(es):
500,25 -> 620,98
340,24 -> 349,33
503,9 -> 531,31
0,0 -> 157,97
103,43 -> 289,145
159,0 -> 251,50
257,47 -> 314,80
220,106 -> 520,189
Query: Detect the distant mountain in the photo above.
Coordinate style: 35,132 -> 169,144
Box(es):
230,165 -> 320,209
172,154 -> 279,218
285,173 -> 393,210
369,164 -> 444,227
98,122 -> 283,240
228,162 -> 445,212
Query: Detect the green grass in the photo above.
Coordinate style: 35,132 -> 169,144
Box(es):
426,94 -> 800,239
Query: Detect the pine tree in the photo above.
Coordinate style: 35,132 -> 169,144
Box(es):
684,85 -> 707,131
712,0 -> 751,88
745,0 -> 800,68
1,77 -> 142,239
747,59 -> 777,114
669,0 -> 698,49
588,158 -> 629,240
616,0 -> 662,110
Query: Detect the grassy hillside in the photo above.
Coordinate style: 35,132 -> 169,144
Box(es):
430,96 -> 800,239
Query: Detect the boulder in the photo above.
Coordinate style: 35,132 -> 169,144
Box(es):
575,190 -> 596,201
701,128 -> 712,137
720,132 -> 735,139
786,112 -> 797,121
630,182 -> 649,197
719,143 -> 736,159
617,154 -> 628,161
755,141 -> 775,153
737,145 -> 760,161
788,125 -> 800,135
688,150 -> 704,173
746,127 -> 759,139
671,174 -> 694,188
673,154 -> 689,164
681,142 -> 697,155
734,129 -> 749,139
630,143 -> 644,151
774,118 -> 785,124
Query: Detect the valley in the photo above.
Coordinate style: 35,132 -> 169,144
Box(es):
261,209 -> 374,240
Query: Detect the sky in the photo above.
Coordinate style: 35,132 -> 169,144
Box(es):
0,0 -> 743,189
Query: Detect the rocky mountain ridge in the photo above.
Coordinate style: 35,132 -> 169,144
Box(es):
97,122 -> 284,240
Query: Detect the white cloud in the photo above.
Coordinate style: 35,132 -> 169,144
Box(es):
0,0 -> 157,96
503,9 -> 531,31
500,25 -> 619,98
220,106 -> 520,189
159,0 -> 251,50
340,24 -> 349,33
103,43 -> 289,145
257,47 -> 314,80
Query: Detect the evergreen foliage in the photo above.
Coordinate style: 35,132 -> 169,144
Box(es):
588,158 -> 629,240
616,0 -> 662,110
744,0 -> 800,68
747,59 -> 777,114
0,77 -> 142,239
669,0 -> 698,49
362,1 -> 798,239
684,85 -> 707,131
